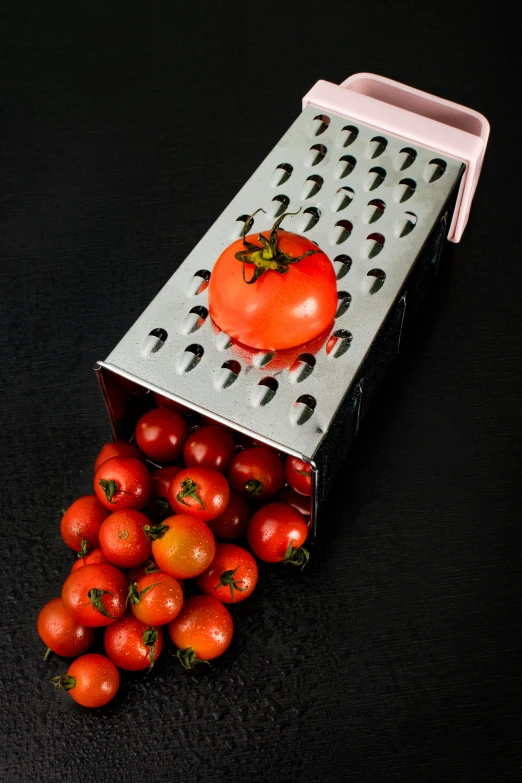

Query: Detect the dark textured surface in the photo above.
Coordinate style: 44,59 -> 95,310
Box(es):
1,2 -> 521,782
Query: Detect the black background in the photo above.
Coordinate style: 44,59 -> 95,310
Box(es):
1,2 -> 521,782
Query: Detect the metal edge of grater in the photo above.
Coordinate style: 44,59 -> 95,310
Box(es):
95,74 -> 489,536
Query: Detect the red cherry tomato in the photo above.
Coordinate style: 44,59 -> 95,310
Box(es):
208,221 -> 337,350
168,467 -> 230,522
229,446 -> 284,500
149,465 -> 181,517
183,426 -> 235,473
129,572 -> 183,626
98,509 -> 152,568
38,597 -> 95,658
104,612 -> 163,672
94,441 -> 144,473
61,563 -> 128,627
94,457 -> 153,511
152,515 -> 216,579
278,486 -> 311,518
285,456 -> 313,496
247,502 -> 309,566
153,391 -> 186,413
206,491 -> 250,540
71,548 -> 109,572
136,408 -> 188,462
168,595 -> 233,668
51,653 -> 119,708
196,543 -> 258,603
60,496 -> 109,554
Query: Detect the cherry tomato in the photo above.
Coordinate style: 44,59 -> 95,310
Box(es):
61,563 -> 128,627
104,612 -> 163,672
149,466 -> 181,517
168,467 -> 230,522
168,595 -> 233,668
153,391 -> 186,413
98,509 -> 152,568
183,426 -> 235,473
196,544 -> 258,603
152,514 -> 216,579
38,597 -> 95,659
229,446 -> 284,500
71,548 -> 109,572
129,572 -> 183,626
208,216 -> 337,350
94,457 -> 153,511
278,486 -> 311,518
60,496 -> 109,554
247,503 -> 309,566
94,441 -> 144,473
136,408 -> 188,462
206,491 -> 250,540
285,456 -> 313,496
51,653 -> 119,708
128,559 -> 161,582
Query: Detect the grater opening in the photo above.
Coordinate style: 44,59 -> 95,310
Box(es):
395,178 -> 416,203
335,155 -> 356,179
326,329 -> 352,358
271,194 -> 290,217
189,270 -> 211,296
216,360 -> 241,389
180,306 -> 208,335
424,158 -> 447,183
332,219 -> 353,244
290,395 -> 317,426
271,162 -> 293,187
300,207 -> 321,232
252,377 -> 279,407
365,167 -> 386,191
232,214 -> 256,239
362,269 -> 386,294
332,187 -> 355,212
395,212 -> 417,238
301,175 -> 323,200
395,147 -> 417,171
306,144 -> 327,167
335,291 -> 352,318
367,136 -> 388,159
289,353 -> 316,383
311,114 -> 330,136
142,328 -> 168,356
177,344 -> 204,374
364,233 -> 385,258
364,199 -> 386,224
339,124 -> 359,147
333,254 -> 352,279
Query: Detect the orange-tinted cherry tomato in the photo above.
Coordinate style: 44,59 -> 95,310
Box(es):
168,595 -> 233,668
129,572 -> 183,626
98,509 -> 152,568
152,514 -> 216,579
51,653 -> 120,708
71,547 -> 109,572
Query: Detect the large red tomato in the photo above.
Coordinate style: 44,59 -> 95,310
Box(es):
208,213 -> 337,350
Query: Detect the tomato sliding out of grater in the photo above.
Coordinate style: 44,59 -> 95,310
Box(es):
95,72 -> 489,536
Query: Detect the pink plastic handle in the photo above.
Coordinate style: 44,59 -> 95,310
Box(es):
302,73 -> 489,242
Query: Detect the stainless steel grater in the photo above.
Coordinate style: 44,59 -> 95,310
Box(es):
95,73 -> 489,535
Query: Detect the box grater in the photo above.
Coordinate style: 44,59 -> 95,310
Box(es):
95,73 -> 489,536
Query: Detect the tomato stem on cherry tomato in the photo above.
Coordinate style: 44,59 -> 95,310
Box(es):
78,539 -> 89,558
85,587 -> 116,618
44,647 -> 52,661
60,508 -> 68,517
98,478 -> 122,504
50,674 -> 76,691
175,647 -> 209,671
127,580 -> 161,606
283,542 -> 310,569
143,523 -> 169,541
142,627 -> 159,673
245,478 -> 263,497
217,566 -> 247,602
176,478 -> 205,509
235,209 -> 318,285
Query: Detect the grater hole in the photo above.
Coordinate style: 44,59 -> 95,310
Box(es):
332,187 -> 354,212
271,162 -> 293,187
332,219 -> 353,245
177,344 -> 204,374
252,351 -> 275,368
216,359 -> 241,389
271,194 -> 290,217
142,328 -> 168,356
364,167 -> 386,191
301,174 -> 323,200
339,125 -> 359,147
424,158 -> 447,183
336,291 -> 352,318
189,269 -> 211,296
289,353 -> 316,383
367,136 -> 388,159
311,114 -> 330,136
252,377 -> 279,407
395,178 -> 416,203
326,329 -> 352,358
300,206 -> 321,232
395,211 -> 418,238
362,269 -> 386,295
395,147 -> 417,171
306,144 -> 327,167
335,155 -> 356,179
290,394 -> 317,426
333,254 -> 352,279
364,199 -> 386,224
180,306 -> 208,335
232,214 -> 255,239
364,232 -> 385,258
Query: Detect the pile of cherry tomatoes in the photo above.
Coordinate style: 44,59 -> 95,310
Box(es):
38,392 -> 312,708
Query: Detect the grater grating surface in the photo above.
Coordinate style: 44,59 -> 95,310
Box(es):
100,106 -> 464,462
